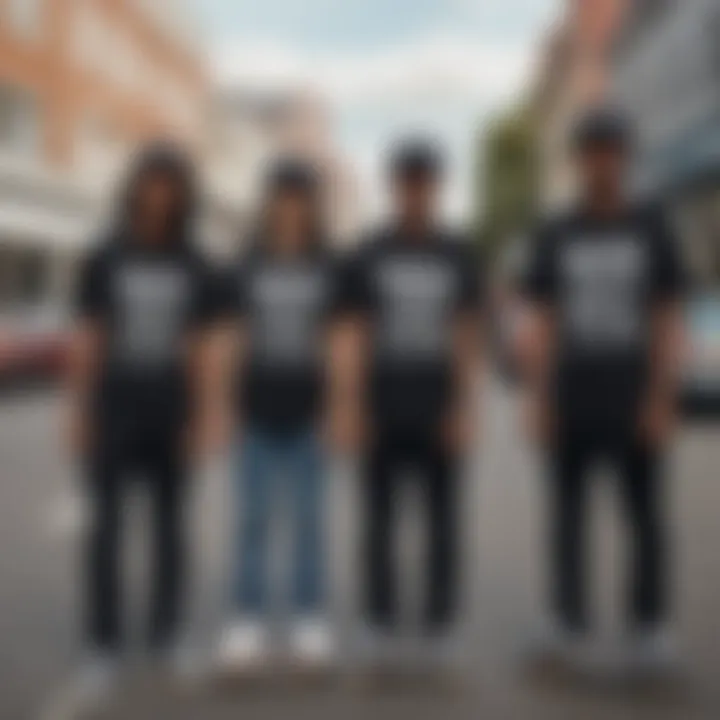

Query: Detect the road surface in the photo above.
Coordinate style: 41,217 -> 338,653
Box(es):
0,384 -> 718,719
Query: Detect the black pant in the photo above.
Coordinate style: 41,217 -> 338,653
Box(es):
363,429 -> 459,631
549,431 -> 666,632
86,428 -> 188,652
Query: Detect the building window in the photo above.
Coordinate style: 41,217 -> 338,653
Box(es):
74,112 -> 129,181
6,0 -> 44,38
0,86 -> 41,158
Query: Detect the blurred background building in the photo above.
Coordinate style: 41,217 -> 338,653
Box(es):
210,86 -> 361,249
0,0 -> 208,309
611,0 -> 720,409
534,0 -> 627,210
612,0 -> 720,286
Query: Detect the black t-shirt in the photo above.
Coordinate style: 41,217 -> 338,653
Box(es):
340,227 -> 482,432
522,204 -> 686,433
75,239 -> 219,431
222,247 -> 340,434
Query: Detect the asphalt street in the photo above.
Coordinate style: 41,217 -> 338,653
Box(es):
1,383 -> 719,719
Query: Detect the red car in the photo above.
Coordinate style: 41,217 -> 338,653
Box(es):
0,309 -> 70,389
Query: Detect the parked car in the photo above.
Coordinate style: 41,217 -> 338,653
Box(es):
0,308 -> 70,390
681,292 -> 720,417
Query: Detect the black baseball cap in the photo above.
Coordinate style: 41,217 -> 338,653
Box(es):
389,137 -> 445,180
572,106 -> 634,152
266,156 -> 321,194
121,139 -> 197,237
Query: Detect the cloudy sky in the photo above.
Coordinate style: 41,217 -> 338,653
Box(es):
200,0 -> 559,219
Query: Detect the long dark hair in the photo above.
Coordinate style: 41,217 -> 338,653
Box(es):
252,156 -> 328,255
115,140 -> 198,246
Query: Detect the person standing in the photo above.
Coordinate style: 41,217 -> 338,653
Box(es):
334,139 -> 483,652
215,159 -> 338,671
521,108 -> 686,671
66,143 -> 219,707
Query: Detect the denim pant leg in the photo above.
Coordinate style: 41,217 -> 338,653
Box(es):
234,431 -> 276,616
287,433 -> 326,616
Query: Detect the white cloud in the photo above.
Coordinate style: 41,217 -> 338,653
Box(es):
214,33 -> 536,108
213,32 -> 541,220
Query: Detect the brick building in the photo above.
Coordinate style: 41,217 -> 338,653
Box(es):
0,0 -> 207,307
0,0 -> 205,171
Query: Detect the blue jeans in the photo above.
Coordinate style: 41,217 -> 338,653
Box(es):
233,428 -> 326,616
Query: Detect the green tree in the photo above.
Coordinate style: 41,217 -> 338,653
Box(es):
476,104 -> 539,260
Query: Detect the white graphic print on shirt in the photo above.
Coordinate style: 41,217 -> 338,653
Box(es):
116,264 -> 190,363
250,266 -> 327,364
376,258 -> 456,358
561,235 -> 647,350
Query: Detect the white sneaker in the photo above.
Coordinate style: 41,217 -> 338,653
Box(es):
52,654 -> 120,719
423,631 -> 465,670
217,619 -> 269,671
527,618 -> 589,667
624,627 -> 679,676
289,618 -> 335,666
355,623 -> 397,667
157,643 -> 204,684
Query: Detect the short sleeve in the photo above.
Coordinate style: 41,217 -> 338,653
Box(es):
650,211 -> 687,303
336,245 -> 373,315
521,222 -> 559,304
74,248 -> 111,321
